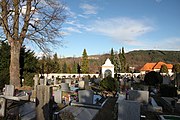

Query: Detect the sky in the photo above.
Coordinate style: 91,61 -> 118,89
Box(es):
40,0 -> 180,57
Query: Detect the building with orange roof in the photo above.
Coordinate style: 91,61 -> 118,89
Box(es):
140,61 -> 173,74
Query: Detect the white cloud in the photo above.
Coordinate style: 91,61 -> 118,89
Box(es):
156,37 -> 180,50
35,51 -> 44,58
90,17 -> 154,45
80,3 -> 98,15
64,6 -> 77,18
78,14 -> 89,19
65,20 -> 76,25
63,27 -> 82,33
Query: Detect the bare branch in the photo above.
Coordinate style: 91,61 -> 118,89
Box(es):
0,0 -> 13,42
0,0 -> 66,52
19,0 -> 32,41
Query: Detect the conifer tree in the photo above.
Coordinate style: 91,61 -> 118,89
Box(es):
52,53 -> 61,73
114,53 -> 121,73
160,64 -> 168,73
119,47 -> 127,72
72,61 -> 77,73
172,64 -> 180,73
62,62 -> 67,73
81,49 -> 89,73
110,48 -> 114,64
0,41 -> 10,88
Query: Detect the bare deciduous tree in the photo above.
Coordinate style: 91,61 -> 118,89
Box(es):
0,0 -> 66,87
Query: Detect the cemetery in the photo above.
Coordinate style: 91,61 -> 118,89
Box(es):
0,0 -> 179,120
0,58 -> 179,120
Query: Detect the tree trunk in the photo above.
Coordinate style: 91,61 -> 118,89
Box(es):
10,40 -> 21,88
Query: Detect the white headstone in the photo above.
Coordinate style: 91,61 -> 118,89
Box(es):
4,85 -> 15,96
118,100 -> 140,120
54,90 -> 62,103
79,80 -> 85,89
44,77 -> 47,85
78,90 -> 94,104
39,78 -> 44,85
0,97 -> 6,117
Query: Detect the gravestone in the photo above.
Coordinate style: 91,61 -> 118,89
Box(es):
4,85 -> 15,96
60,83 -> 70,92
39,77 -> 44,85
33,75 -> 39,90
54,90 -> 62,104
44,77 -> 47,85
78,90 -> 93,104
54,77 -> 57,85
0,97 -> 6,117
65,79 -> 72,86
118,100 -> 140,120
128,90 -> 149,104
163,75 -> 171,84
36,85 -> 53,120
84,79 -> 90,90
79,80 -> 85,89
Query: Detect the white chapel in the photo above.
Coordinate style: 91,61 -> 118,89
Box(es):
102,58 -> 114,78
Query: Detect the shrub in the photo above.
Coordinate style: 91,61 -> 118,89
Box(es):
100,76 -> 119,94
144,71 -> 163,86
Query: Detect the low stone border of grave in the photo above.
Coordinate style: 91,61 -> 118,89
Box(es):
160,97 -> 176,113
53,97 -> 108,120
150,97 -> 163,113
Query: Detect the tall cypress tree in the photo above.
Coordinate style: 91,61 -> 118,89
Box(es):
119,47 -> 126,73
81,49 -> 89,73
110,48 -> 114,64
114,54 -> 121,73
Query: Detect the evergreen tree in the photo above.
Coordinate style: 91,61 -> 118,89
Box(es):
172,64 -> 180,73
119,47 -> 126,72
45,56 -> 54,74
81,49 -> 89,73
160,64 -> 168,73
72,61 -> 77,73
23,49 -> 39,86
114,54 -> 121,73
77,63 -> 81,74
62,62 -> 67,73
52,53 -> 61,73
110,48 -> 114,64
0,42 -> 39,87
0,42 -> 10,89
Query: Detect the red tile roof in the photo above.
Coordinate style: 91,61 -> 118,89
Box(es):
140,61 -> 173,71
153,62 -> 173,69
140,63 -> 156,71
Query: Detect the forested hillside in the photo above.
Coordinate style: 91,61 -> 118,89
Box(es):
61,50 -> 180,73
125,50 -> 180,69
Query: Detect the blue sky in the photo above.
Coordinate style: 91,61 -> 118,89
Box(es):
46,0 -> 180,57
